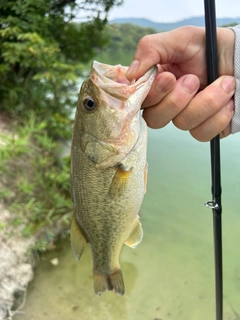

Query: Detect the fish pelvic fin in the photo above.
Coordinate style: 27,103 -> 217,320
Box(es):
93,269 -> 125,296
70,214 -> 87,260
109,167 -> 132,198
124,217 -> 143,248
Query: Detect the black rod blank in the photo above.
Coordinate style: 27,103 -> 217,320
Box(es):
204,0 -> 223,320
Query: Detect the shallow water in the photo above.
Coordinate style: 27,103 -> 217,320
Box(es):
14,124 -> 240,320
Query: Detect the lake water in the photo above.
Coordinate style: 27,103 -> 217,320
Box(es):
14,124 -> 240,320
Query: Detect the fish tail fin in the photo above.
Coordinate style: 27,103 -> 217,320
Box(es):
93,269 -> 125,296
93,272 -> 108,296
107,269 -> 125,296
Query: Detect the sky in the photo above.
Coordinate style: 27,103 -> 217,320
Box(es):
108,0 -> 240,23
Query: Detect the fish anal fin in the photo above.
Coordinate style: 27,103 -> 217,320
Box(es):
70,214 -> 87,261
125,217 -> 143,248
93,269 -> 125,296
109,167 -> 132,198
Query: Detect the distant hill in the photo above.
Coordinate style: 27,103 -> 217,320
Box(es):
109,16 -> 240,31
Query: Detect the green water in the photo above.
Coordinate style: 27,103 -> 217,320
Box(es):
14,124 -> 240,320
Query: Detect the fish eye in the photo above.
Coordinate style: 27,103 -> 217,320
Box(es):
83,97 -> 96,111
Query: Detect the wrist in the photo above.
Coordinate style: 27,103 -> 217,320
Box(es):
217,27 -> 235,77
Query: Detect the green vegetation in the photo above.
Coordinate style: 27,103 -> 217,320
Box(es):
221,22 -> 238,27
0,0 -> 123,139
0,116 -> 72,248
96,23 -> 157,65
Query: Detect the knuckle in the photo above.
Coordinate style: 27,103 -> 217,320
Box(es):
137,34 -> 153,48
220,124 -> 231,139
203,84 -> 230,112
143,109 -> 169,129
136,35 -> 159,62
190,111 -> 232,142
204,91 -> 219,111
190,128 -> 209,142
216,112 -> 232,132
172,113 -> 192,130
172,108 -> 191,131
168,96 -> 184,112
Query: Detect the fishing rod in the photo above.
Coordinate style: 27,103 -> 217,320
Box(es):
204,0 -> 223,320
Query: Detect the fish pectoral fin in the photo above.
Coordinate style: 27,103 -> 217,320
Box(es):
93,269 -> 125,296
109,166 -> 132,198
124,217 -> 143,248
70,214 -> 87,260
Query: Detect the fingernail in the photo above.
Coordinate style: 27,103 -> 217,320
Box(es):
221,76 -> 236,94
181,75 -> 199,94
126,60 -> 140,77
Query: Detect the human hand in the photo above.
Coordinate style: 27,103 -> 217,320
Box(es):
126,26 -> 236,141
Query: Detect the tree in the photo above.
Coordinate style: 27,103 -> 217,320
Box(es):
0,0 -> 123,138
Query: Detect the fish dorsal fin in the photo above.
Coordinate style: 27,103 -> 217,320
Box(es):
125,217 -> 143,248
70,214 -> 87,260
109,167 -> 132,198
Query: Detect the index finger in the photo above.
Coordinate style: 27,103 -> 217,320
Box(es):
126,26 -> 202,81
126,33 -> 168,81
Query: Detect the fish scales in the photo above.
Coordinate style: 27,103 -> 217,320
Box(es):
70,61 -> 157,296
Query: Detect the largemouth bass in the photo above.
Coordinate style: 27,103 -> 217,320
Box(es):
70,60 -> 157,296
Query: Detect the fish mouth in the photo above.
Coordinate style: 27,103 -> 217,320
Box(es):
91,60 -> 157,102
